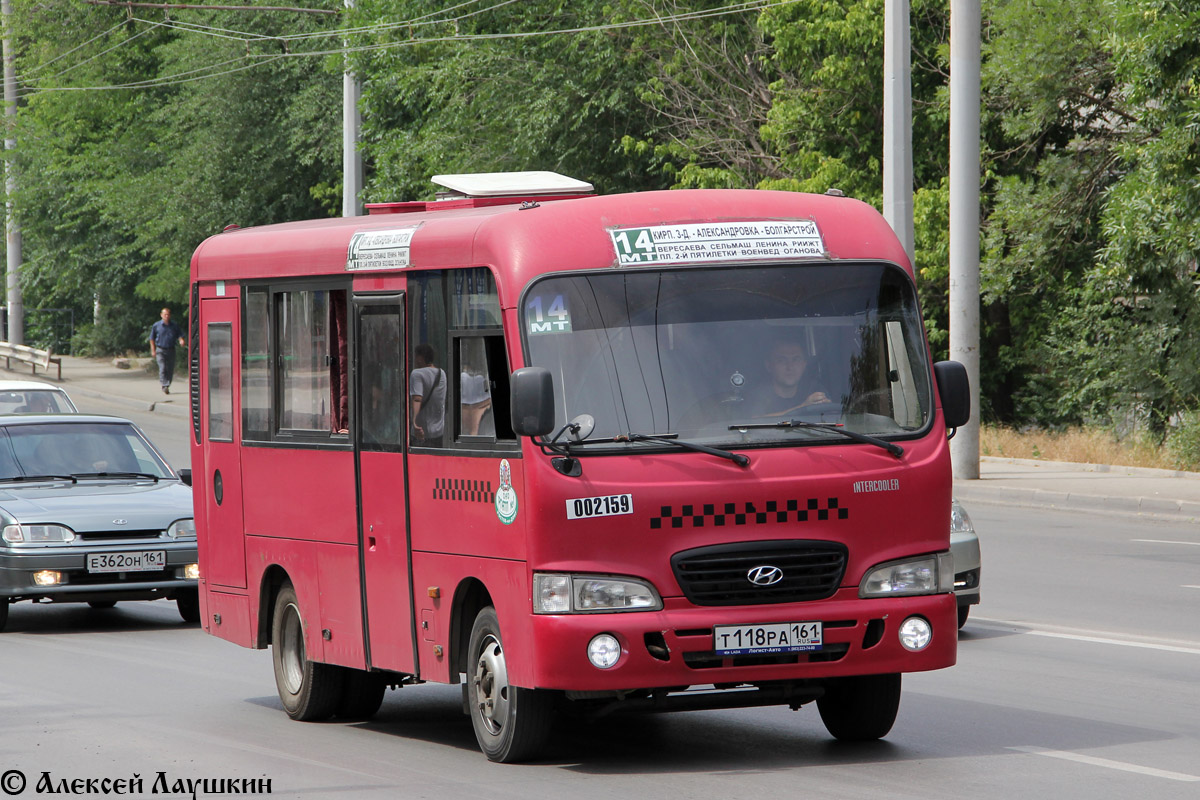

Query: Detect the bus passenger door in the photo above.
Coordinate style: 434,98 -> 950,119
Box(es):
198,297 -> 246,590
353,295 -> 416,673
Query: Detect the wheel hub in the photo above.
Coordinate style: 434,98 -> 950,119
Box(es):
472,634 -> 509,735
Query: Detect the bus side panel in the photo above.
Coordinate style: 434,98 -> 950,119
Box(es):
241,447 -> 357,545
315,541 -> 366,668
205,589 -> 254,647
407,453 -> 526,562
245,535 -> 325,661
409,552 -> 531,686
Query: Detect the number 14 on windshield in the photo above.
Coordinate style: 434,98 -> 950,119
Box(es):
527,295 -> 572,334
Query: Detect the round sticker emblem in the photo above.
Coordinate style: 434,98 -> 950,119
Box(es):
495,459 -> 518,525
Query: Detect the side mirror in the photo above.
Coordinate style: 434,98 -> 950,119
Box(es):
933,361 -> 971,429
510,367 -> 556,438
178,468 -> 193,487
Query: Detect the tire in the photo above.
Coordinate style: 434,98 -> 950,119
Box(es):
466,606 -> 554,762
271,584 -> 343,721
176,590 -> 201,623
817,673 -> 902,741
336,668 -> 387,721
957,603 -> 970,630
0,600 -> 8,632
88,600 -> 117,610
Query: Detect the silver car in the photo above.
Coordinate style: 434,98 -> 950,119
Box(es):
0,415 -> 197,631
950,497 -> 981,628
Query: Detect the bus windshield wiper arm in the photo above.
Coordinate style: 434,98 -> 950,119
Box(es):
616,432 -> 750,467
728,420 -> 904,458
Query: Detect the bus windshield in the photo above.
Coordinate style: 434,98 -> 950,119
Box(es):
521,263 -> 933,449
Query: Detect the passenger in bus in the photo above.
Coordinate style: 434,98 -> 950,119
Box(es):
409,344 -> 447,445
459,369 -> 492,436
748,338 -> 830,418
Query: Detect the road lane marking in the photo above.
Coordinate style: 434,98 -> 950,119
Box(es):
1183,585 -> 1200,590
1131,538 -> 1200,546
970,618 -> 1200,655
1008,747 -> 1200,782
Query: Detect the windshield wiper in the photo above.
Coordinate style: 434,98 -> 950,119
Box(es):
615,432 -> 750,467
72,472 -> 161,482
728,419 -> 904,458
0,474 -> 79,484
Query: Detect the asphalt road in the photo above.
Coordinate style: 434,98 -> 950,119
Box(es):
1,410 -> 1197,798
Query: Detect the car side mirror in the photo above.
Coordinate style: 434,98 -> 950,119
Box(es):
509,367 -> 555,438
934,361 -> 971,429
178,468 -> 193,487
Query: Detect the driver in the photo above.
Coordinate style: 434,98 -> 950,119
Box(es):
749,338 -> 830,418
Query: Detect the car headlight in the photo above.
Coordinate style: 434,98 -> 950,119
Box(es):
166,518 -> 196,539
2,524 -> 76,544
950,498 -> 975,534
859,553 -> 954,597
533,573 -> 663,613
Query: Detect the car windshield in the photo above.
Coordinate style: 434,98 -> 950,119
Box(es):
0,389 -> 75,414
0,422 -> 174,480
522,263 -> 932,449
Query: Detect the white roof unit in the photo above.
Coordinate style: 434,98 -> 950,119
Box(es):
431,171 -> 594,198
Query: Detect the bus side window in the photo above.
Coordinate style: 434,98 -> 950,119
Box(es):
455,335 -> 513,442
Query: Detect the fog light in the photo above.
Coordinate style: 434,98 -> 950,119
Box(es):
33,570 -> 63,586
182,563 -> 200,580
898,616 -> 932,651
587,634 -> 621,669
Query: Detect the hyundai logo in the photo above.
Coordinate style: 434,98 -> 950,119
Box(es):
747,565 -> 784,586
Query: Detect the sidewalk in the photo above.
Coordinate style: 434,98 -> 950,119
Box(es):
955,457 -> 1200,522
0,353 -> 188,419
5,354 -> 1198,521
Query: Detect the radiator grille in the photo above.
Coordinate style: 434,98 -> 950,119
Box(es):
671,540 -> 847,606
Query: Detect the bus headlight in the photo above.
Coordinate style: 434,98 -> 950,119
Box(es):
859,553 -> 953,597
533,573 -> 662,613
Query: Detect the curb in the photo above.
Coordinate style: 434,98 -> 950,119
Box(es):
953,482 -> 1200,523
980,455 -> 1200,481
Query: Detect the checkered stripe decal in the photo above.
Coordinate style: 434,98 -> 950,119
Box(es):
650,498 -> 848,529
433,478 -> 495,504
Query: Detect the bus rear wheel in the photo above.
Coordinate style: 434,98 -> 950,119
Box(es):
817,673 -> 901,741
271,584 -> 342,721
466,606 -> 553,763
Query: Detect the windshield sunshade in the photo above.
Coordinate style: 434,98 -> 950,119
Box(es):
522,264 -> 932,450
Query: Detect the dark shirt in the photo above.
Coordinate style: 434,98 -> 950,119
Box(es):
151,320 -> 183,351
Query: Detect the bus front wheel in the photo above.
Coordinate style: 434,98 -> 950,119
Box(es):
271,584 -> 342,721
817,673 -> 901,741
466,606 -> 553,763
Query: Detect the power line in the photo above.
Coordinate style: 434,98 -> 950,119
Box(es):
83,1 -> 337,14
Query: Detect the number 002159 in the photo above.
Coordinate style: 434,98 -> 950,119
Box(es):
565,494 -> 634,520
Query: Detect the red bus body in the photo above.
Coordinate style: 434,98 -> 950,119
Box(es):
190,181 -> 961,760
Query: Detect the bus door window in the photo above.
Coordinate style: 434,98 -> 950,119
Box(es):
277,289 -> 349,435
207,323 -> 234,441
359,308 -> 404,451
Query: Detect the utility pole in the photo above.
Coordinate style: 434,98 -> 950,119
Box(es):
949,0 -> 981,479
1,0 -> 23,345
882,0 -> 914,266
343,0 -> 362,217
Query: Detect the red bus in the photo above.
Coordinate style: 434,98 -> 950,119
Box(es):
189,172 -> 969,762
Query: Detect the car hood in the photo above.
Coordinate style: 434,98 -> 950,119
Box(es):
0,481 -> 193,531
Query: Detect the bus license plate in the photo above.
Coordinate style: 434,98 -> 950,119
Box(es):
713,621 -> 823,655
87,551 -> 167,573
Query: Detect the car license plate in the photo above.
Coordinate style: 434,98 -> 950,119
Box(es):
87,551 -> 167,573
713,621 -> 823,655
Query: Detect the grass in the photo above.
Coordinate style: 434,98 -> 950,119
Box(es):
980,424 -> 1186,471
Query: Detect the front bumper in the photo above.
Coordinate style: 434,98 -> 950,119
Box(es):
0,542 -> 198,603
525,589 -> 957,692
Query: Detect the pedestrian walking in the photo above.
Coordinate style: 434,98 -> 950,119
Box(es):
149,307 -> 185,394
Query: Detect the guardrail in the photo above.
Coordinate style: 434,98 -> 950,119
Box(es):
0,341 -> 62,380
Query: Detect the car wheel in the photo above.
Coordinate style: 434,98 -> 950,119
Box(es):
466,606 -> 554,762
271,584 -> 342,721
336,668 -> 388,720
957,604 -> 970,629
817,673 -> 902,741
176,590 -> 201,623
88,600 -> 117,610
0,600 -> 8,632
